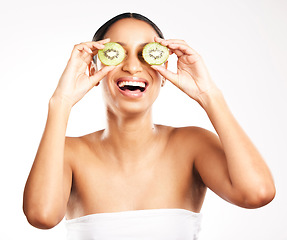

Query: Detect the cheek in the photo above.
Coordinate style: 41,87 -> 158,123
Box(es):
100,79 -> 110,101
101,75 -> 115,100
146,67 -> 162,85
155,71 -> 162,82
101,67 -> 116,91
153,71 -> 163,88
148,70 -> 163,98
100,69 -> 119,105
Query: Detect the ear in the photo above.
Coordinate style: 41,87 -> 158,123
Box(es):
89,57 -> 98,76
164,60 -> 168,69
161,60 -> 168,87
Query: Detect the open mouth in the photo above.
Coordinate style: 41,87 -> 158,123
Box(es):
117,80 -> 148,92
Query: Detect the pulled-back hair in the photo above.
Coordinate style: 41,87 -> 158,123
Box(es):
92,12 -> 164,42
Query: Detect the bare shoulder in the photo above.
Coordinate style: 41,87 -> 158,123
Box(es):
64,130 -> 104,163
65,130 -> 104,146
157,125 -> 222,166
165,125 -> 220,147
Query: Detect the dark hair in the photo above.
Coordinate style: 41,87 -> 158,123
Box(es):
92,12 -> 164,42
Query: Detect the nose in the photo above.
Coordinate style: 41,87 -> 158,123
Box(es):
122,53 -> 143,75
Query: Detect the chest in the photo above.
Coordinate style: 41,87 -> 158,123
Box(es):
67,140 -> 197,217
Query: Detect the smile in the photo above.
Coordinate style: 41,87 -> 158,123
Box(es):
116,77 -> 148,98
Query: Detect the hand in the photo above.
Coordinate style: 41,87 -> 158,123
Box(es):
151,37 -> 219,105
51,39 -> 116,107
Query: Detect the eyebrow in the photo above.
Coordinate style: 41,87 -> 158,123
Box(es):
116,42 -> 149,47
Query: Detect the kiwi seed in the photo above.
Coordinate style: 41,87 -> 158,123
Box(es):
98,42 -> 125,66
142,42 -> 169,65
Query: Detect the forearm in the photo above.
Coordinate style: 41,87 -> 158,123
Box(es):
199,89 -> 275,202
23,97 -> 72,227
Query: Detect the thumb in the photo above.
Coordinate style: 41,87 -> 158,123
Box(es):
151,65 -> 178,86
90,65 -> 116,86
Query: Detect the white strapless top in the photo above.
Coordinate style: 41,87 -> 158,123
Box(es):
65,208 -> 202,240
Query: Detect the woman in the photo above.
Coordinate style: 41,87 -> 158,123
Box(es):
23,13 -> 276,239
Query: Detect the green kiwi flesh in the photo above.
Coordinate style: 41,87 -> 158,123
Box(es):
98,42 -> 125,66
142,42 -> 169,65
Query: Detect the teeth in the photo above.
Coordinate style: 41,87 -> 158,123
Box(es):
118,81 -> 146,88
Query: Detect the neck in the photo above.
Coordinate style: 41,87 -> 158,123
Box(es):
101,108 -> 158,166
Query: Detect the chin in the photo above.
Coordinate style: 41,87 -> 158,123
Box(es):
101,75 -> 161,117
106,100 -> 153,118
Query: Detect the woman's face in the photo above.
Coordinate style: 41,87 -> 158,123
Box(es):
98,18 -> 165,116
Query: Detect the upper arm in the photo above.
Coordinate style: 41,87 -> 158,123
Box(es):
23,137 -> 74,229
192,128 -> 239,205
63,137 -> 74,210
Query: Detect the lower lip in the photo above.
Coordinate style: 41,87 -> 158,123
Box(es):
117,86 -> 147,98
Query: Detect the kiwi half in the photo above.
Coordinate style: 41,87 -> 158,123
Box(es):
142,42 -> 169,65
98,42 -> 125,66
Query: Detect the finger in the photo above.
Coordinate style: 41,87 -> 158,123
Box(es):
91,38 -> 110,51
75,46 -> 94,61
82,38 -> 110,48
165,46 -> 185,58
96,38 -> 111,44
75,39 -> 110,55
90,65 -> 116,86
154,37 -> 197,58
168,43 -> 197,55
154,37 -> 181,56
73,42 -> 103,63
151,65 -> 178,86
86,39 -> 111,56
90,41 -> 108,50
76,44 -> 93,54
170,48 -> 184,57
166,44 -> 200,60
155,37 -> 189,47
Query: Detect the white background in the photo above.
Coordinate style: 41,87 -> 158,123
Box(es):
0,0 -> 286,239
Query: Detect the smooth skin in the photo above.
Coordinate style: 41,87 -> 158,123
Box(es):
23,19 -> 276,229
